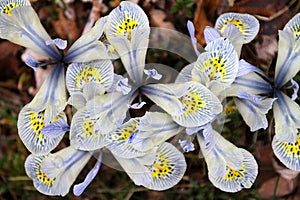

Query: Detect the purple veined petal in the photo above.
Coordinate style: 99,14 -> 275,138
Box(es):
186,122 -> 210,136
46,38 -> 67,50
142,82 -> 222,128
142,142 -> 187,191
227,72 -> 273,97
193,37 -> 239,86
67,92 -> 87,110
64,17 -> 116,63
66,60 -> 114,94
128,101 -> 146,109
116,78 -> 132,95
88,89 -> 137,137
113,154 -> 153,186
187,20 -> 200,56
179,139 -> 195,152
283,13 -> 300,40
144,69 -> 162,80
215,12 -> 259,44
25,53 -> 39,71
222,23 -> 243,56
237,91 -> 263,102
141,83 -> 188,116
291,79 -> 299,101
130,112 -> 183,152
275,30 -> 300,88
203,26 -> 221,44
0,1 -> 61,60
105,1 -> 150,84
237,59 -> 269,79
106,118 -> 148,159
17,64 -> 67,155
69,106 -> 109,151
273,91 -> 300,143
175,63 -> 194,83
25,147 -> 92,196
73,152 -> 103,196
197,128 -> 258,192
41,117 -> 70,138
272,132 -> 300,171
234,94 -> 275,132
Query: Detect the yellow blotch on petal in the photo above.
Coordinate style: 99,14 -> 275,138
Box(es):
36,165 -> 55,187
225,163 -> 245,180
151,152 -> 175,178
281,137 -> 300,158
221,19 -> 246,34
115,11 -> 139,39
1,3 -> 20,16
30,111 -> 46,147
181,92 -> 207,114
203,55 -> 227,80
83,120 -> 100,137
111,121 -> 139,142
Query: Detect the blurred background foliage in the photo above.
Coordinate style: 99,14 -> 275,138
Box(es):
1,0 -> 300,199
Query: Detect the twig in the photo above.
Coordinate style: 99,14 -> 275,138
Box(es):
254,0 -> 297,22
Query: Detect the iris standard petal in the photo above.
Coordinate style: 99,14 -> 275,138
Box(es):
204,26 -> 221,44
192,37 -> 239,86
90,90 -> 137,135
66,60 -> 114,94
237,59 -> 268,78
187,20 -> 201,56
0,1 -> 61,60
105,1 -> 150,84
234,92 -> 275,132
222,23 -> 244,56
215,12 -> 259,44
130,112 -> 183,152
64,17 -> 116,63
274,30 -> 300,88
17,65 -> 66,155
227,72 -> 273,96
273,91 -> 300,142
